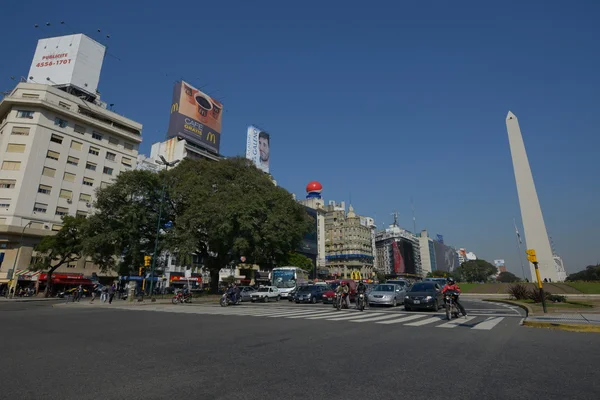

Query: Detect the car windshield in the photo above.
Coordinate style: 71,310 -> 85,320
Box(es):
258,288 -> 269,292
410,283 -> 436,292
298,286 -> 313,293
373,284 -> 395,292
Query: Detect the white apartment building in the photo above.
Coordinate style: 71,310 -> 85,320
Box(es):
0,83 -> 142,282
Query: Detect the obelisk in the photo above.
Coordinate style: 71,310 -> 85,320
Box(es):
506,111 -> 561,282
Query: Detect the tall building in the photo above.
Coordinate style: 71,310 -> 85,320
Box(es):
419,232 -> 436,274
296,182 -> 327,277
324,201 -> 374,279
506,111 -> 566,281
149,136 -> 222,164
375,215 -> 422,277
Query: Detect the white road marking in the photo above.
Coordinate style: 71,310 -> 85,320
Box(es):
405,316 -> 445,326
324,313 -> 387,321
472,317 -> 505,330
437,316 -> 476,328
350,314 -> 406,323
376,315 -> 425,325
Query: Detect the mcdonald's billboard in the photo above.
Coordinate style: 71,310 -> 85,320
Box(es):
167,81 -> 223,154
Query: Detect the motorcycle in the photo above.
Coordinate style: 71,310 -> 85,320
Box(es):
220,292 -> 241,307
444,291 -> 461,320
356,293 -> 366,311
334,292 -> 349,311
172,292 -> 192,304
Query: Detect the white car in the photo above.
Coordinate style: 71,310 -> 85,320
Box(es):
250,286 -> 280,302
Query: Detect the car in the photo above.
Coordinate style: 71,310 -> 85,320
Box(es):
287,286 -> 304,301
424,278 -> 447,287
239,286 -> 256,302
404,282 -> 443,311
321,280 -> 357,304
386,279 -> 411,290
250,286 -> 280,302
294,285 -> 326,304
368,283 -> 406,307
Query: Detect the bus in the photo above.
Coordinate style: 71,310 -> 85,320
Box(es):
270,266 -> 309,299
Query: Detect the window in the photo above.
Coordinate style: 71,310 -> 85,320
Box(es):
121,158 -> 132,168
82,177 -> 94,187
70,141 -> 83,151
89,147 -> 100,156
103,167 -> 113,176
79,193 -> 92,202
55,207 -> 69,216
66,263 -> 76,268
92,132 -> 103,141
33,202 -> 48,213
46,150 -> 60,161
30,222 -> 44,230
76,210 -> 88,218
11,126 -> 30,135
0,218 -> 6,225
74,124 -> 86,134
0,198 -> 10,208
124,142 -> 134,151
42,167 -> 56,178
108,137 -> 119,146
38,184 -> 52,194
50,134 -> 63,144
54,117 -> 68,128
67,156 -> 79,166
0,179 -> 16,189
6,143 -> 26,153
100,181 -> 110,189
58,101 -> 71,110
16,110 -> 34,119
105,152 -> 116,161
63,172 -> 76,183
52,224 -> 63,231
2,161 -> 21,171
59,189 -> 73,199
85,162 -> 97,171
22,93 -> 40,99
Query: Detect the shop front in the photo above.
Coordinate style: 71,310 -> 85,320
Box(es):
169,274 -> 202,289
38,273 -> 94,296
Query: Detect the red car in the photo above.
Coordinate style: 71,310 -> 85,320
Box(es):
321,280 -> 357,304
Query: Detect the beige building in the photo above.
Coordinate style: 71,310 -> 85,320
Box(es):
324,201 -> 374,280
0,83 -> 142,286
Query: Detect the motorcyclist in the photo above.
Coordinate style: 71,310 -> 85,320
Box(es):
335,281 -> 350,309
441,278 -> 467,316
356,280 -> 367,309
226,284 -> 236,303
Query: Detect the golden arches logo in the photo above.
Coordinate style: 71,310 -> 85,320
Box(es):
171,103 -> 179,113
206,132 -> 217,144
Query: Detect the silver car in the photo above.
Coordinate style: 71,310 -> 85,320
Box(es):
368,284 -> 406,307
239,286 -> 256,302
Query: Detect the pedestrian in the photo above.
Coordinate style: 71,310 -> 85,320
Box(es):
76,285 -> 83,302
90,284 -> 98,303
100,286 -> 108,303
108,284 -> 115,304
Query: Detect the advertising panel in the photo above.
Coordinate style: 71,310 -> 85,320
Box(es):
298,207 -> 318,256
167,81 -> 223,153
433,241 -> 459,272
392,240 -> 404,274
28,34 -> 105,95
246,125 -> 270,174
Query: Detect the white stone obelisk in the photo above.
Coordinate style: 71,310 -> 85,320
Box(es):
506,111 -> 561,282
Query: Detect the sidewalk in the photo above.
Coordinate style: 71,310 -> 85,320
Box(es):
524,313 -> 600,333
0,297 -> 58,302
462,293 -> 600,299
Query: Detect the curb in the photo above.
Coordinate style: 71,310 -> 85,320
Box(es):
523,320 -> 600,333
482,299 -> 533,317
0,298 -> 60,303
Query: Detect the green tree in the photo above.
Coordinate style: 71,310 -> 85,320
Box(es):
31,216 -> 87,297
497,271 -> 520,283
166,158 -> 312,292
456,259 -> 498,283
82,170 -> 171,276
566,265 -> 600,281
286,252 -> 314,273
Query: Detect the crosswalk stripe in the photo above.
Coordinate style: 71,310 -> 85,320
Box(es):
350,314 -> 404,323
472,317 -> 505,330
375,315 -> 425,324
323,313 -> 384,321
304,312 -> 358,320
283,311 -> 335,319
437,316 -> 476,328
405,316 -> 445,326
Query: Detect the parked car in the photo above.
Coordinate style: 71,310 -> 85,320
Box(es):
250,286 -> 280,302
239,286 -> 256,302
404,282 -> 443,311
368,283 -> 406,307
321,280 -> 357,304
294,285 -> 326,304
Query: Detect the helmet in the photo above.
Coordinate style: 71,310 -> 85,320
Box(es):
447,277 -> 455,284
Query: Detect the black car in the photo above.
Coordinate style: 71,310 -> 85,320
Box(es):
294,285 -> 325,304
404,282 -> 443,311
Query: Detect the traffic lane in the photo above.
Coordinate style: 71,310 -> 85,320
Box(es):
2,308 -> 597,400
0,299 -> 63,312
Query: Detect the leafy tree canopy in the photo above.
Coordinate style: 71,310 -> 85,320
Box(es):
497,271 -> 520,283
566,264 -> 600,281
286,252 -> 314,273
456,259 -> 498,283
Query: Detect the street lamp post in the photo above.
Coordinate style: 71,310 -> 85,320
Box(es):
148,156 -> 180,301
8,221 -> 33,298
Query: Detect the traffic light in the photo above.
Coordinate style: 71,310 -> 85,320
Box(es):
526,249 -> 537,263
139,267 -> 144,276
144,255 -> 151,267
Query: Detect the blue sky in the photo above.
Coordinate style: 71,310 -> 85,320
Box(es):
2,0 -> 599,276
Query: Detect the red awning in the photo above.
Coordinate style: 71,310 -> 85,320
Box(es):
52,278 -> 94,286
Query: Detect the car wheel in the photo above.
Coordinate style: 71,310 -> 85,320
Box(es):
311,297 -> 317,304
434,300 -> 439,311
392,298 -> 397,307
264,296 -> 269,303
251,300 -> 255,303
275,296 -> 279,302
405,306 -> 411,311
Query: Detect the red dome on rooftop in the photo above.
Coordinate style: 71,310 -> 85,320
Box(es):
306,181 -> 323,193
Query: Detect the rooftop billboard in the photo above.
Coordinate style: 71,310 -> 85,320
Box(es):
167,81 -> 223,154
433,241 -> 459,272
246,125 -> 270,174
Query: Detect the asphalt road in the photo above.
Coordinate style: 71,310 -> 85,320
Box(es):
1,299 -> 599,400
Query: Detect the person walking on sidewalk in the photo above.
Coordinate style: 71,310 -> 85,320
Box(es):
100,286 -> 108,303
108,284 -> 115,304
90,284 -> 99,304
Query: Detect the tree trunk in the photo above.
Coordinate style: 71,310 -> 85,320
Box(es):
43,266 -> 60,298
209,268 -> 220,294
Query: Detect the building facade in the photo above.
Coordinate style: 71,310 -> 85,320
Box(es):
296,182 -> 327,277
0,82 -> 142,285
375,223 -> 422,278
324,201 -> 374,280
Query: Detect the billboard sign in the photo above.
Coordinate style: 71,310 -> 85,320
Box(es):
246,125 -> 270,173
28,34 -> 105,95
298,207 -> 318,256
433,241 -> 459,272
167,81 -> 223,154
392,240 -> 405,274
